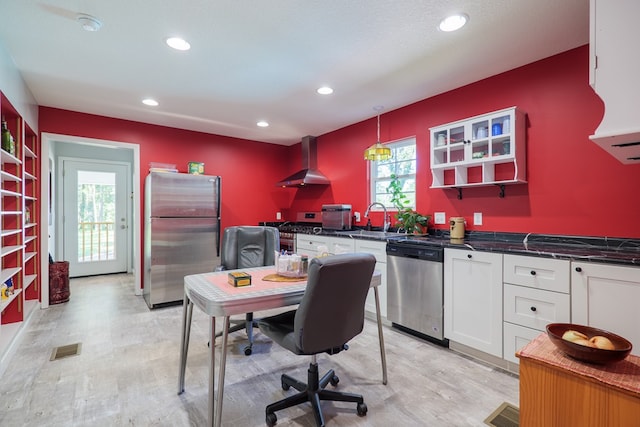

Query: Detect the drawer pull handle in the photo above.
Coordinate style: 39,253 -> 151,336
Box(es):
575,267 -> 582,272
530,306 -> 537,312
530,270 -> 536,276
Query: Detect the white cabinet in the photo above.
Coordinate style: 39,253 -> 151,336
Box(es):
324,236 -> 355,255
572,261 -> 640,356
296,234 -> 355,257
295,234 -> 386,317
444,248 -> 503,357
589,0 -> 640,164
502,254 -> 571,364
430,107 -> 526,190
296,234 -> 321,257
355,239 -> 387,318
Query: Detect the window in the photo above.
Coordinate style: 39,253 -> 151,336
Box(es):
369,137 -> 417,210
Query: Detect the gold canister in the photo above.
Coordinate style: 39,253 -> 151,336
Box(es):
450,217 -> 466,240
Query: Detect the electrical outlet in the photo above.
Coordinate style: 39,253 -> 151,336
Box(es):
434,212 -> 446,224
474,212 -> 482,225
354,212 -> 361,222
276,212 -> 282,220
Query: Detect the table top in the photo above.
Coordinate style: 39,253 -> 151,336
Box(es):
517,333 -> 640,396
184,266 -> 381,317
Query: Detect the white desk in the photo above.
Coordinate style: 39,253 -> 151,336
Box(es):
177,266 -> 386,427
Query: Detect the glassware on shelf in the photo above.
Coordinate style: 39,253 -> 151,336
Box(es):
502,118 -> 511,133
1,117 -> 16,155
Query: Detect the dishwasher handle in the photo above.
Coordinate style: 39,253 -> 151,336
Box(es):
386,248 -> 443,262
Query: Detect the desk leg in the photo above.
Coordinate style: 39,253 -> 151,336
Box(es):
374,287 -> 388,385
214,316 -> 230,427
178,294 -> 193,394
208,316 -> 216,426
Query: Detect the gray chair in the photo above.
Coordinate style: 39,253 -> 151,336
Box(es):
257,253 -> 376,427
216,225 -> 279,355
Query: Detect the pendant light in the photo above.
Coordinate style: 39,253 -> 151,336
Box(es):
364,106 -> 392,161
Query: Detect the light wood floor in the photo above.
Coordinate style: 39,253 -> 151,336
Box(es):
0,274 -> 519,426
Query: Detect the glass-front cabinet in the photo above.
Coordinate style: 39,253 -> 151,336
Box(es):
430,107 -> 526,190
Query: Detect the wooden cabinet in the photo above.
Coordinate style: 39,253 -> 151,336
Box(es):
518,334 -> 640,427
589,0 -> 640,164
444,248 -> 503,357
502,254 -> 571,364
430,107 -> 526,190
572,261 -> 640,356
1,91 -> 40,363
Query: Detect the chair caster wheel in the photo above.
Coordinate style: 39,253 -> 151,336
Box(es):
330,374 -> 339,387
266,412 -> 277,426
244,346 -> 252,356
357,402 -> 368,416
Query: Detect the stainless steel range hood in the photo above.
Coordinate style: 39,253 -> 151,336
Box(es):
276,135 -> 330,187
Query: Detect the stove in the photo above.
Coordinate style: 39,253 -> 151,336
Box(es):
261,212 -> 322,253
278,223 -> 323,234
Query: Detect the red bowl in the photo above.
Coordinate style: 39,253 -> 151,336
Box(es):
546,323 -> 632,364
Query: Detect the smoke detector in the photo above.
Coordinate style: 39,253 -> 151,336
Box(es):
77,13 -> 102,32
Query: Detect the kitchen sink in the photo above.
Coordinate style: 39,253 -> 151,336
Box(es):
333,230 -> 403,239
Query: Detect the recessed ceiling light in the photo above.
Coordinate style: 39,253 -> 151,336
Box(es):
439,14 -> 468,32
76,13 -> 102,32
166,37 -> 191,51
317,86 -> 334,95
142,98 -> 159,106
257,121 -> 269,127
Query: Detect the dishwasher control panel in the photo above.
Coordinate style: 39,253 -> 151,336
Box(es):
386,240 -> 444,261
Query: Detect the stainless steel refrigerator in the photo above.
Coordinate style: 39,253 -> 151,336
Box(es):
143,172 -> 221,308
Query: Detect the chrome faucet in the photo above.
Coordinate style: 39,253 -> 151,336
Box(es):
364,202 -> 390,232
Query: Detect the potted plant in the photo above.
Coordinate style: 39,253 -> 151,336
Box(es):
387,174 -> 430,234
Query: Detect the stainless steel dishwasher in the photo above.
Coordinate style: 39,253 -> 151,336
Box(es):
387,238 -> 448,346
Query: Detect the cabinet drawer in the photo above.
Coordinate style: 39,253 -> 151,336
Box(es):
325,237 -> 355,254
503,254 -> 570,293
503,322 -> 542,364
296,235 -> 323,255
355,240 -> 386,263
503,284 -> 570,331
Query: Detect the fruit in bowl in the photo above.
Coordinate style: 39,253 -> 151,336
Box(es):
547,323 -> 632,364
561,330 -> 588,343
590,335 -> 615,350
561,330 -> 615,350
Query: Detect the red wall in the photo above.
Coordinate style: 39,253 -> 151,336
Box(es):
38,108 -> 295,242
296,46 -> 640,239
39,45 -> 640,248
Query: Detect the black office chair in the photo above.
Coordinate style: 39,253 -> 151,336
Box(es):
257,253 -> 376,427
216,225 -> 279,355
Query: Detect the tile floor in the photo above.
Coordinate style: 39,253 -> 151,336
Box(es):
0,273 -> 519,426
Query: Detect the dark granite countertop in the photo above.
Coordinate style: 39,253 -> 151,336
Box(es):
313,228 -> 640,267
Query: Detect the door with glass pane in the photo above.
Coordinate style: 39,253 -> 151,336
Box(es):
62,160 -> 129,277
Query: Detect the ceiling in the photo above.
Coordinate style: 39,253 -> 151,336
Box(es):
0,1 -> 589,146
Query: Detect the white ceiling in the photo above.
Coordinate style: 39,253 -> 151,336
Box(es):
0,0 -> 589,146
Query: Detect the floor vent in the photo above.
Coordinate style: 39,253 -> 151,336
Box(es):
50,343 -> 82,361
484,402 -> 519,427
